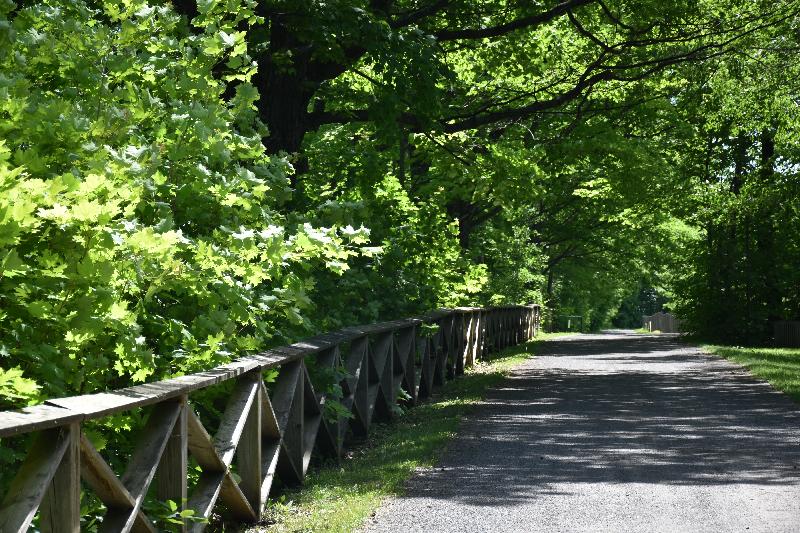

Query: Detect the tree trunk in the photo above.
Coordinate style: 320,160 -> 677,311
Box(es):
758,127 -> 780,328
254,20 -> 317,156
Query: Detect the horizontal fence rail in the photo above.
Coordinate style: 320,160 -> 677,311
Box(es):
642,311 -> 681,334
0,304 -> 540,532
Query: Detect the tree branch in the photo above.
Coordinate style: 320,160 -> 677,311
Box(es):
392,0 -> 450,28
434,0 -> 596,41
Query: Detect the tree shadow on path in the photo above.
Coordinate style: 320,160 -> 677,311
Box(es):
401,332 -> 800,507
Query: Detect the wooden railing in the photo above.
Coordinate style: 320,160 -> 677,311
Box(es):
0,304 -> 540,532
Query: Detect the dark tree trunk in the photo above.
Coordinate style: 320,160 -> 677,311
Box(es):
731,133 -> 748,195
446,200 -> 474,249
254,19 -> 318,156
759,128 -> 775,182
398,130 -> 408,186
758,128 -> 780,327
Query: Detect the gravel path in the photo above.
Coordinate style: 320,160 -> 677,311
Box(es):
364,331 -> 800,533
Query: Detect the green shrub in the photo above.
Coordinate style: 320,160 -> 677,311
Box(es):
0,0 -> 365,407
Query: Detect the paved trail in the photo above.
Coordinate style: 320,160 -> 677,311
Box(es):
365,332 -> 800,533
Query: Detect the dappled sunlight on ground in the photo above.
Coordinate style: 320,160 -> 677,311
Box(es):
366,332 -> 800,532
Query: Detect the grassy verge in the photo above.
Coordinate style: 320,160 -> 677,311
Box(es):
704,344 -> 800,402
249,332 -> 568,533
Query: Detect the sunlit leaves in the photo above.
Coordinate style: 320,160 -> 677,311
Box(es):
0,0 -> 367,412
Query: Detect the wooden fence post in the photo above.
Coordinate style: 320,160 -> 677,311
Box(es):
238,373 -> 263,517
40,423 -> 80,533
156,396 -> 188,532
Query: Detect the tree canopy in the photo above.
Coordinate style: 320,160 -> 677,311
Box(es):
0,0 -> 797,396
0,1 -> 798,524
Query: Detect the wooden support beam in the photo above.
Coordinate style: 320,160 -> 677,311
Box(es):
0,428 -> 70,533
156,397 -> 188,533
275,363 -> 304,484
418,336 -> 434,399
301,366 -> 323,474
238,373 -> 262,517
258,381 -> 283,500
79,434 -> 156,533
40,423 -> 80,533
214,376 -> 260,467
349,339 -> 370,438
185,408 -> 257,527
101,402 -> 181,532
0,305 -> 538,532
396,326 -> 417,405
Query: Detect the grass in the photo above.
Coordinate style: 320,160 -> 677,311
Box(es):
248,332 -> 568,533
703,344 -> 800,403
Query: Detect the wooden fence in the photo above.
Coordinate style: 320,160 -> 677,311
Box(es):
0,304 -> 540,532
774,320 -> 800,347
642,312 -> 681,333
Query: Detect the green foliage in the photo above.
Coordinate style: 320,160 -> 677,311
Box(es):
704,345 -> 800,402
668,21 -> 800,343
0,0 -> 366,408
0,0 -> 797,524
305,356 -> 353,422
0,366 -> 39,406
143,498 -> 207,531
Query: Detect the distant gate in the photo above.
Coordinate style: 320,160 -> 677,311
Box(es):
774,321 -> 800,347
642,312 -> 681,333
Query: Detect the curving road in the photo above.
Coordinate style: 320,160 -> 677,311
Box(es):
364,331 -> 800,533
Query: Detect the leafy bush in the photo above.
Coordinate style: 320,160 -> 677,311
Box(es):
0,0 -> 366,408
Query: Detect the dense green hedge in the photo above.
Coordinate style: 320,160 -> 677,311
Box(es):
0,1 -> 369,409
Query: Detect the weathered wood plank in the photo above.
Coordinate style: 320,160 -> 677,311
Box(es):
214,376 -> 259,466
0,305 -> 538,531
187,409 -> 226,472
187,469 -> 258,527
0,306 -> 537,437
79,435 -> 156,533
398,326 -> 417,405
0,404 -> 83,439
301,368 -> 323,473
315,415 -> 341,458
186,470 -> 227,533
238,373 -> 262,516
260,441 -> 281,503
122,403 -> 182,498
271,361 -> 302,435
260,382 -> 281,440
0,428 -> 69,532
343,336 -> 368,394
371,333 -> 392,377
80,433 -> 135,509
276,366 -> 303,484
220,471 -> 258,521
350,341 -> 370,437
187,471 -> 223,533
186,413 -> 257,527
418,336 -> 433,400
156,397 -> 188,532
40,423 -> 80,533
101,402 -> 181,533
